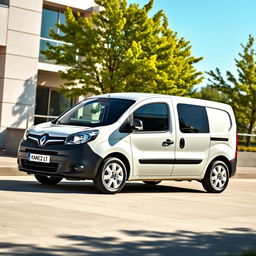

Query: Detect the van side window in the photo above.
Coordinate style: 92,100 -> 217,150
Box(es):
133,103 -> 169,132
177,104 -> 209,133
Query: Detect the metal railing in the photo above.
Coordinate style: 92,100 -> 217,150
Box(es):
238,133 -> 256,148
0,0 -> 9,6
238,133 -> 256,137
26,114 -> 58,128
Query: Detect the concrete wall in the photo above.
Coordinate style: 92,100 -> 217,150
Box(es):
5,127 -> 25,155
237,152 -> 256,167
0,6 -> 8,46
0,0 -> 43,148
38,70 -> 66,89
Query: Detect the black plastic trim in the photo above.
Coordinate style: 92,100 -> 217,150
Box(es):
175,159 -> 202,164
139,159 -> 175,164
211,137 -> 229,142
230,157 -> 237,177
139,159 -> 202,165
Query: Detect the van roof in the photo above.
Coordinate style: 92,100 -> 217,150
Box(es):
92,92 -> 232,112
96,92 -> 166,101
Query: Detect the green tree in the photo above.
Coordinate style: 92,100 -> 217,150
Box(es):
42,0 -> 203,97
207,35 -> 256,146
192,85 -> 229,103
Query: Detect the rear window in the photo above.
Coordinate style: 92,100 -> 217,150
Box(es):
177,104 -> 209,133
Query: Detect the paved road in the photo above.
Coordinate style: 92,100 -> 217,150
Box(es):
0,176 -> 255,256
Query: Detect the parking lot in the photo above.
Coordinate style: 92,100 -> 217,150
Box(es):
0,176 -> 255,255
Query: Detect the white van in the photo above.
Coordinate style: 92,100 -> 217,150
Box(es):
18,93 -> 237,194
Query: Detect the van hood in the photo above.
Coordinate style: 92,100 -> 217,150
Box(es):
29,122 -> 98,137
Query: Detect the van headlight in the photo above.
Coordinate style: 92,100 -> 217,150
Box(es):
65,130 -> 99,145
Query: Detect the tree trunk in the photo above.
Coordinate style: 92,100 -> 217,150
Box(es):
246,121 -> 255,147
246,136 -> 251,147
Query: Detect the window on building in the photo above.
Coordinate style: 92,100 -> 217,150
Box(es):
40,8 -> 59,39
177,104 -> 209,133
133,103 -> 169,132
34,87 -> 75,124
39,8 -> 66,63
0,0 -> 9,7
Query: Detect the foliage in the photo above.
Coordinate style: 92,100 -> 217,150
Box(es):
238,139 -> 256,147
207,35 -> 256,146
238,146 -> 256,152
42,0 -> 203,97
226,250 -> 256,256
192,85 -> 229,103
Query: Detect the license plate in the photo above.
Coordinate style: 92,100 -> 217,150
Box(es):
28,153 -> 50,163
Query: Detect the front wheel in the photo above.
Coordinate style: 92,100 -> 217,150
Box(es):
202,160 -> 229,193
35,174 -> 63,185
93,157 -> 127,194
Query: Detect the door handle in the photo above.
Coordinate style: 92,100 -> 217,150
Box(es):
162,139 -> 174,147
180,138 -> 185,149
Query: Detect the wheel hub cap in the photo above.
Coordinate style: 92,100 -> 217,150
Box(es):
210,165 -> 227,191
103,163 -> 124,190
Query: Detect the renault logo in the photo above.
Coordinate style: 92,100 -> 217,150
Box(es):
39,135 -> 47,147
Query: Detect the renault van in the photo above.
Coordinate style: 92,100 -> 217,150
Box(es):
18,93 -> 237,194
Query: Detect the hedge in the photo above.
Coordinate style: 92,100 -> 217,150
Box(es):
238,146 -> 256,152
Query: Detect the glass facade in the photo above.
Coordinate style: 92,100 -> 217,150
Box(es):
35,87 -> 74,124
39,8 -> 65,62
37,8 -> 76,124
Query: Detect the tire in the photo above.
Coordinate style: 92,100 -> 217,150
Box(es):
35,174 -> 63,185
143,181 -> 161,185
202,160 -> 229,193
93,157 -> 127,194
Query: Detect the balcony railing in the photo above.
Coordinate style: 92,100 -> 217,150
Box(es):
26,114 -> 58,128
39,37 -> 76,64
0,0 -> 9,6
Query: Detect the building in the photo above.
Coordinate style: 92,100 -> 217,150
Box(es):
0,0 -> 98,150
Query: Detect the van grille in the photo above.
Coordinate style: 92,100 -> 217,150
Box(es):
21,159 -> 59,173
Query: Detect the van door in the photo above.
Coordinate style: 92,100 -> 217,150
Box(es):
130,99 -> 175,177
171,100 -> 210,177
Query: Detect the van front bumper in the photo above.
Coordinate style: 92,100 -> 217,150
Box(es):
17,139 -> 103,180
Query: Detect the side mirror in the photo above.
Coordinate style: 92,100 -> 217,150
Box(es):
131,119 -> 143,131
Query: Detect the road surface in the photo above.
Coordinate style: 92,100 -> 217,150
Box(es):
0,176 -> 255,255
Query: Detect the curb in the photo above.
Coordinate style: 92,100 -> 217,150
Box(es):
0,167 -> 27,176
233,173 -> 256,179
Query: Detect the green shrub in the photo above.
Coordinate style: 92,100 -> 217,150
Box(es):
227,250 -> 256,256
238,146 -> 256,152
242,250 -> 256,256
238,140 -> 256,147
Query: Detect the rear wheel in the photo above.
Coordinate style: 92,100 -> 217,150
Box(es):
35,174 -> 62,185
93,157 -> 127,194
202,160 -> 229,193
143,181 -> 161,185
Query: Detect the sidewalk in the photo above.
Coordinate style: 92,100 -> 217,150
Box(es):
0,154 -> 26,176
0,154 -> 255,178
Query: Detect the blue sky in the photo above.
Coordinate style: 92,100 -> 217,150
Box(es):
127,0 -> 256,88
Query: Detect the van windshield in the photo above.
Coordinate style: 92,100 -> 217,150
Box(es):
58,98 -> 135,127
